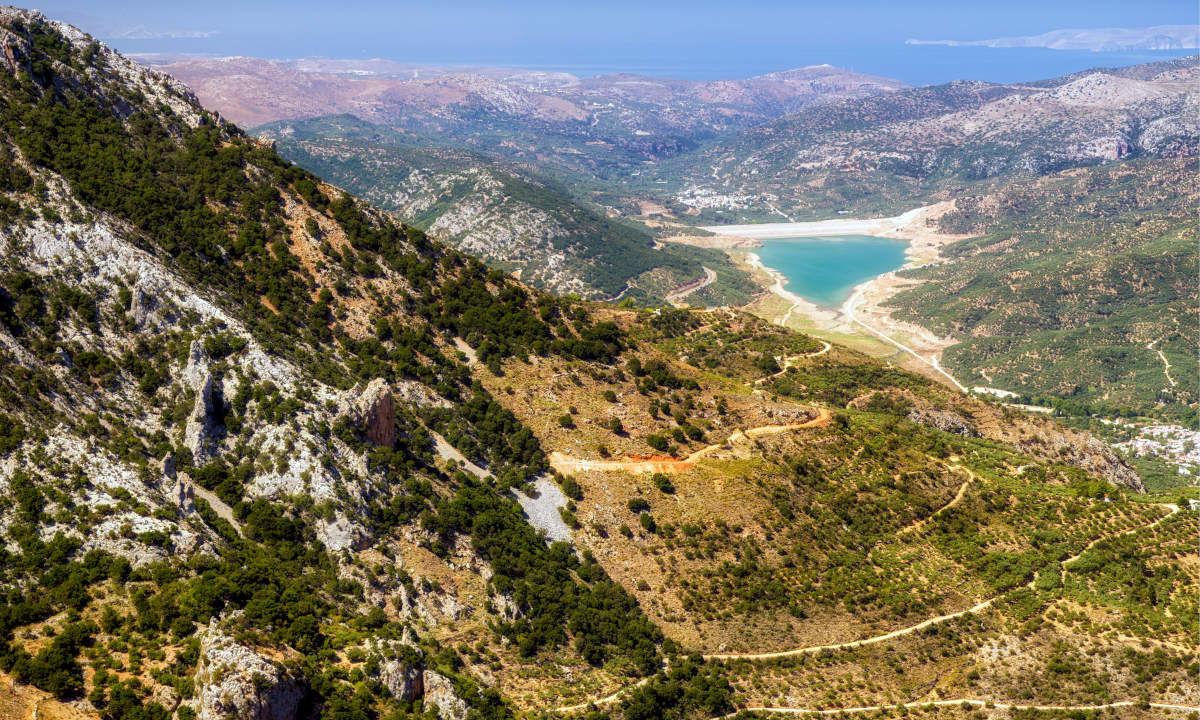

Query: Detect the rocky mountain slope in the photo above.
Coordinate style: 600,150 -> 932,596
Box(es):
0,9 -> 1192,720
886,157 -> 1198,417
148,55 -> 905,177
652,55 -> 1198,221
254,115 -> 756,304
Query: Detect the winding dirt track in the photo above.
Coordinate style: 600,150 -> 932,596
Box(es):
548,408 -> 832,475
666,266 -> 718,307
895,466 -> 975,538
550,503 -> 1185,712
1148,339 -> 1178,388
707,502 -> 1180,661
554,677 -> 653,713
754,343 -> 833,385
703,596 -> 998,661
724,700 -> 1200,716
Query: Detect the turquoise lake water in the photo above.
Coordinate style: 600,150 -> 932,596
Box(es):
755,235 -> 909,308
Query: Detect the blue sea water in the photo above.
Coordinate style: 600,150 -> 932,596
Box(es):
109,31 -> 1194,87
755,235 -> 909,308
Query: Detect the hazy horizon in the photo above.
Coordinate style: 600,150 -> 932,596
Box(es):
28,0 -> 1199,85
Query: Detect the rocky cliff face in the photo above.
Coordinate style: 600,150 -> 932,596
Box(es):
378,658 -> 423,702
0,11 -> 692,717
193,629 -> 304,720
356,378 -> 396,447
421,671 -> 470,720
906,408 -> 980,437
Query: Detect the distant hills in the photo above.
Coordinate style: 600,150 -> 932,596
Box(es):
0,10 -> 1193,720
146,55 -> 905,175
153,56 -> 901,303
641,55 -> 1197,416
908,24 -> 1200,52
650,55 -> 1198,221
255,114 -> 757,304
888,157 -> 1197,416
156,50 -> 1199,418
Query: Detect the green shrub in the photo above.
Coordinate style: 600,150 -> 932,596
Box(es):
627,497 -> 650,513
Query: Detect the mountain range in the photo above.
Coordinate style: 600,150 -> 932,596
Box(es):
651,55 -> 1198,221
0,8 -> 1194,720
205,52 -> 1200,421
147,55 -> 903,169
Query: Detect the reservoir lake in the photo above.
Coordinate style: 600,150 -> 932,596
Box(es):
755,235 -> 909,308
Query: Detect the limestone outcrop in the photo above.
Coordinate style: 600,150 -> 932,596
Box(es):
422,671 -> 469,720
193,629 -> 304,720
181,341 -> 222,464
906,408 -> 979,437
379,658 -> 424,702
356,378 -> 395,447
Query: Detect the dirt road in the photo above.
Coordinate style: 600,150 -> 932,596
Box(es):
548,408 -> 832,476
895,466 -> 975,538
724,699 -> 1200,716
666,266 -> 717,307
550,503 -> 1182,712
1148,339 -> 1177,388
754,343 -> 833,385
706,502 -> 1179,661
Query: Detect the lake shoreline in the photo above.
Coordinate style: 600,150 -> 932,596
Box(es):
743,251 -> 838,328
692,202 -> 974,388
753,234 -> 909,309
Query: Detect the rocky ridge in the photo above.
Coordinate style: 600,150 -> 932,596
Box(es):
656,55 -> 1198,219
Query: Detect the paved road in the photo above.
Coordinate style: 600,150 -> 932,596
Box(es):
844,284 -> 967,393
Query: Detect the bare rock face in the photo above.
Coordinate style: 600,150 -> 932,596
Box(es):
1051,434 -> 1146,493
395,379 -> 451,409
421,672 -> 469,720
170,477 -> 195,514
315,513 -> 365,552
906,408 -> 980,437
378,658 -> 423,702
355,378 -> 395,447
182,341 -> 222,464
183,372 -> 220,463
193,629 -> 304,720
129,283 -> 157,327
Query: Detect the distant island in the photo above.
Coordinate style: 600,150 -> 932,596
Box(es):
908,24 -> 1199,51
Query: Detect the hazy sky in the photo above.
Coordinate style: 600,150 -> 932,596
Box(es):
27,0 -> 1200,83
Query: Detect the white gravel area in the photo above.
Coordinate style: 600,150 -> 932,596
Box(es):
512,477 -> 572,543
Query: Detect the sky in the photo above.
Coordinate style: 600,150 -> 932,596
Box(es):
27,0 -> 1200,84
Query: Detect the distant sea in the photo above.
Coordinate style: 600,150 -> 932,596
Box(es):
755,235 -> 909,308
111,33 -> 1194,86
